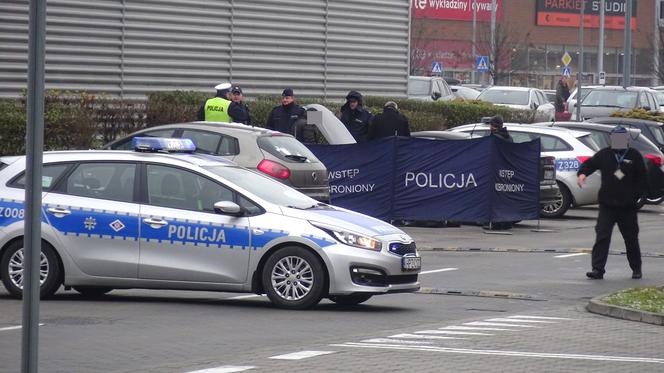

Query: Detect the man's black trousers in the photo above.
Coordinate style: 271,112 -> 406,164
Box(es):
591,205 -> 642,273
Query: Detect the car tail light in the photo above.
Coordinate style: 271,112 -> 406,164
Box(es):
645,153 -> 663,166
257,159 -> 291,179
577,156 -> 591,164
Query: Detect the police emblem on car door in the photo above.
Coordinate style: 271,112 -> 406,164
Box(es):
138,164 -> 251,283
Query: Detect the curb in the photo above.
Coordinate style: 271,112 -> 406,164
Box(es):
586,293 -> 664,326
417,246 -> 664,258
417,287 -> 546,301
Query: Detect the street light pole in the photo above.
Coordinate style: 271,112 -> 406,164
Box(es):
22,0 -> 47,371
472,0 -> 477,84
490,0 -> 496,85
576,1 -> 585,122
598,0 -> 605,83
623,0 -> 633,88
654,0 -> 660,87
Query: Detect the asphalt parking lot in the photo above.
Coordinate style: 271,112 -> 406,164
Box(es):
1,205 -> 663,373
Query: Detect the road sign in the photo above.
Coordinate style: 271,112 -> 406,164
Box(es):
476,56 -> 490,72
599,71 -> 606,85
431,61 -> 443,75
561,52 -> 572,66
562,66 -> 572,78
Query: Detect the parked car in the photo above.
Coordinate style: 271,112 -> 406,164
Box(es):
651,86 -> 664,110
451,123 -> 600,218
564,85 -> 601,118
559,120 -> 664,205
543,89 -> 557,104
588,117 -> 664,153
412,131 -> 559,207
476,87 -> 556,122
571,86 -> 659,120
104,122 -> 331,202
408,76 -> 456,102
450,85 -> 481,101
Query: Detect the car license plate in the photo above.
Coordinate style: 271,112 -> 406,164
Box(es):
544,170 -> 554,180
402,255 -> 421,271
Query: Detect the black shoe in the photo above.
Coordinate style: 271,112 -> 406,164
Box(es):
632,270 -> 642,279
586,270 -> 604,279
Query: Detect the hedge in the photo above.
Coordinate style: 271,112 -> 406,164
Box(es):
610,108 -> 664,124
0,90 -> 534,156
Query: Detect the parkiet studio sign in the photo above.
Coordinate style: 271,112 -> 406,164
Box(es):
308,137 -> 540,223
536,0 -> 637,29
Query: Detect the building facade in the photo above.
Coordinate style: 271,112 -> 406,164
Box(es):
412,0 -> 661,88
0,0 -> 410,99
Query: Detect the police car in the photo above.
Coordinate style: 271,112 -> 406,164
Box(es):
0,138 -> 420,309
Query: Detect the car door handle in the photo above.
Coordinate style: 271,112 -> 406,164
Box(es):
46,207 -> 71,217
252,229 -> 264,235
143,218 -> 168,228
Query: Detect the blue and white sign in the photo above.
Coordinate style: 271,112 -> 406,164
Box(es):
562,66 -> 572,78
308,137 -> 540,223
431,61 -> 443,74
476,56 -> 490,72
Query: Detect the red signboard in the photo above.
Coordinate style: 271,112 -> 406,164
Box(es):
411,40 -> 474,71
412,0 -> 503,22
536,0 -> 636,29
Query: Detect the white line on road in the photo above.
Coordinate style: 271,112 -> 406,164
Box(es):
464,322 -> 538,328
415,330 -> 493,336
554,253 -> 588,258
269,351 -> 335,360
0,323 -> 44,332
186,366 -> 255,373
330,343 -> 664,364
362,338 -> 433,345
508,315 -> 575,320
485,318 -> 558,324
389,333 -> 466,340
441,326 -> 517,332
419,268 -> 458,275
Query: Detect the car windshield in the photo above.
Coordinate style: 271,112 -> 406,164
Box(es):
581,90 -> 637,108
204,166 -> 320,210
257,135 -> 317,163
478,89 -> 529,105
408,80 -> 430,96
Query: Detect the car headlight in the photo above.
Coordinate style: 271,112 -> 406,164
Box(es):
310,222 -> 382,251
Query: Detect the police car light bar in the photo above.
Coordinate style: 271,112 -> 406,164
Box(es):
132,137 -> 196,153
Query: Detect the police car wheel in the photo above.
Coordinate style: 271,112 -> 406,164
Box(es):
262,247 -> 325,310
0,239 -> 62,299
329,293 -> 373,306
540,182 -> 571,219
74,286 -> 113,298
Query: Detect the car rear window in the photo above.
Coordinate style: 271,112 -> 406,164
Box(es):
257,136 -> 318,163
577,134 -> 601,152
9,163 -> 70,190
651,126 -> 664,146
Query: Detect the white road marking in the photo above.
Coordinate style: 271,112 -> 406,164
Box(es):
441,326 -> 517,331
0,323 -> 44,332
269,351 -> 335,360
419,268 -> 458,275
186,366 -> 255,373
389,333 -> 466,340
464,321 -> 538,328
330,343 -> 664,364
362,338 -> 433,345
415,330 -> 493,336
486,318 -> 558,324
508,315 -> 575,320
226,294 -> 265,300
554,253 -> 588,258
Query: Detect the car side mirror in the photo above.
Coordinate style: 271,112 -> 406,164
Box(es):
432,92 -> 441,100
532,103 -> 539,110
214,201 -> 243,216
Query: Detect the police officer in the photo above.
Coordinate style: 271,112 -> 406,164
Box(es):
228,85 -> 251,125
578,126 -> 648,280
339,91 -> 373,143
368,101 -> 410,140
198,83 -> 233,122
486,115 -> 512,142
266,88 -> 305,135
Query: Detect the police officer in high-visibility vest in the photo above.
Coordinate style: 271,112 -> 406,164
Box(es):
197,83 -> 233,122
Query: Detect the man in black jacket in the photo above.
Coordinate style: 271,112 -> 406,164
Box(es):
368,101 -> 410,140
555,76 -> 571,113
340,91 -> 373,142
486,115 -> 512,142
266,88 -> 305,135
228,85 -> 251,125
578,126 -> 648,280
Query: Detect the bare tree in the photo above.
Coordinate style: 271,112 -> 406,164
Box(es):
648,29 -> 664,85
475,22 -> 530,85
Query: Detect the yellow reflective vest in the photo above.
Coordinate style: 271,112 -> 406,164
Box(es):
204,97 -> 231,122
